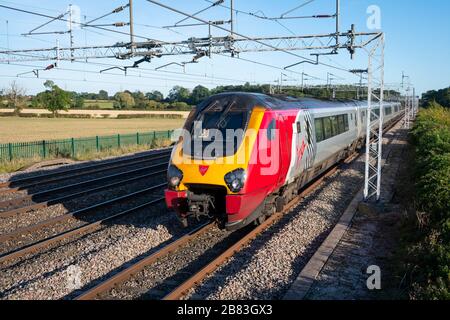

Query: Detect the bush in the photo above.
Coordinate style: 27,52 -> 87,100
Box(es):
405,102 -> 450,299
116,114 -> 183,119
14,113 -> 92,119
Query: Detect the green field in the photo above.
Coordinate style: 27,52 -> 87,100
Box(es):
0,117 -> 185,143
83,100 -> 115,109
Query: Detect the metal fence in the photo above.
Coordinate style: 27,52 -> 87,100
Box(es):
0,130 -> 175,162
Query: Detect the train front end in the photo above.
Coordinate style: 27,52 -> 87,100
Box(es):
164,93 -> 270,230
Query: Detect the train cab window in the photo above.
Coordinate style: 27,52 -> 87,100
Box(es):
315,118 -> 324,142
267,119 -> 276,141
185,95 -> 253,158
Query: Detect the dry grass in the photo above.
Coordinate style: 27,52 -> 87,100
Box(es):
0,156 -> 43,173
0,117 -> 185,143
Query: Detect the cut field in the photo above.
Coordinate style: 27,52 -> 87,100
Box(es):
0,117 -> 185,143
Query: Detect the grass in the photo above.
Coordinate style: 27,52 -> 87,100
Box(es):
393,103 -> 450,299
0,117 -> 185,143
0,138 -> 173,173
83,100 -> 114,109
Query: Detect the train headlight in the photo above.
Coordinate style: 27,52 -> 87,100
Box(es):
168,165 -> 183,189
224,169 -> 246,193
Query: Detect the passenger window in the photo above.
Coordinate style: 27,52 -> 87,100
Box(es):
296,122 -> 301,133
330,116 -> 339,136
323,117 -> 333,139
344,114 -> 349,131
337,115 -> 345,133
315,118 -> 324,142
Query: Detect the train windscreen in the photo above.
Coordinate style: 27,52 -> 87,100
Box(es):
182,95 -> 254,159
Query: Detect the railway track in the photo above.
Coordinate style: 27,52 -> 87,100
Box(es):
0,191 -> 166,264
0,149 -> 173,266
72,117 -> 402,301
71,161 -> 340,300
0,148 -> 171,194
0,162 -> 168,217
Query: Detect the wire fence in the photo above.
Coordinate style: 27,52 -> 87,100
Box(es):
0,130 -> 175,162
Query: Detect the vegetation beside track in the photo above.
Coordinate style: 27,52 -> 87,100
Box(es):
397,102 -> 450,299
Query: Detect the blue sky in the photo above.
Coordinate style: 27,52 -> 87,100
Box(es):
0,0 -> 449,96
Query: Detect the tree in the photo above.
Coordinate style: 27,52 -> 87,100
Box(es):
422,87 -> 450,108
38,81 -> 71,116
146,90 -> 164,102
131,91 -> 147,109
5,81 -> 27,115
98,90 -> 109,100
190,85 -> 210,104
113,92 -> 135,109
168,86 -> 190,103
71,94 -> 85,109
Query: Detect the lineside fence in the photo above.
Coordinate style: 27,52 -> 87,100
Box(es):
0,130 -> 175,162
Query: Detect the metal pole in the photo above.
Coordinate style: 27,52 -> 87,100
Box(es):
405,87 -> 410,129
230,0 -> 234,38
129,0 -> 135,55
335,0 -> 340,48
69,4 -> 74,61
375,34 -> 384,200
6,20 -> 10,64
364,53 -> 372,200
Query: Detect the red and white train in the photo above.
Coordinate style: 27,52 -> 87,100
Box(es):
165,93 -> 403,230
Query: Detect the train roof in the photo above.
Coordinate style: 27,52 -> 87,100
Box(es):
196,92 -> 400,115
202,92 -> 398,112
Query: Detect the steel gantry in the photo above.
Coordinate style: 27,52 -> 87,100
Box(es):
0,0 -> 402,202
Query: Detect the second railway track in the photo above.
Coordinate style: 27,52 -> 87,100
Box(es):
0,148 -> 173,266
0,148 -> 171,196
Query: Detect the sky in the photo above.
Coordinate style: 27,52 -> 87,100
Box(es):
0,0 -> 449,97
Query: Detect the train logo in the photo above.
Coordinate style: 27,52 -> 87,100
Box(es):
199,165 -> 209,176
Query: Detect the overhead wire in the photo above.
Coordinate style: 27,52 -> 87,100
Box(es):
146,0 -> 352,75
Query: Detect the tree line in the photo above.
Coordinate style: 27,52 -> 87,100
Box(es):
421,87 -> 450,108
2,80 -> 407,116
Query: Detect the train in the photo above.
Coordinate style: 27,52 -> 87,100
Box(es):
165,92 -> 404,230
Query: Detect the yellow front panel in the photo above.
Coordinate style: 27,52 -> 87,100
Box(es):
171,106 -> 266,193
